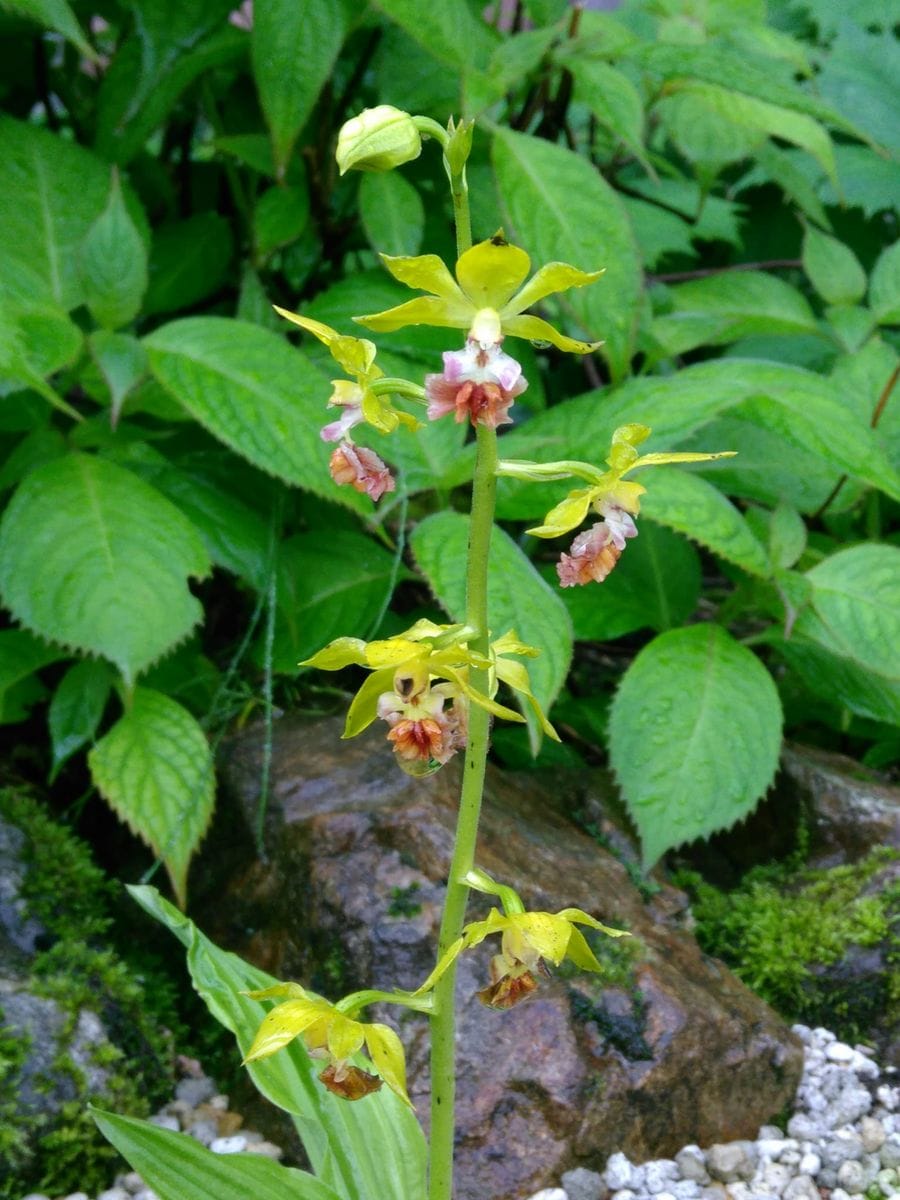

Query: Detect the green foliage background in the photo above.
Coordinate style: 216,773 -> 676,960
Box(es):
0,0 -> 898,887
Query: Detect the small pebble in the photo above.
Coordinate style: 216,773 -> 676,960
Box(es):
121,1177 -> 144,1196
826,1041 -> 855,1064
148,1113 -> 180,1132
133,1192 -> 159,1200
210,1133 -> 248,1154
98,1190 -> 130,1200
62,1193 -> 89,1200
248,1139 -> 285,1159
781,1176 -> 819,1199
676,1146 -> 710,1184
606,1153 -> 637,1191
174,1076 -> 216,1107
881,1134 -> 900,1169
528,1191 -> 567,1200
797,1151 -> 820,1175
561,1167 -> 604,1200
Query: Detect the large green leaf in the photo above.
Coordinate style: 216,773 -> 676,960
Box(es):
569,59 -> 648,169
639,468 -> 770,578
609,625 -> 783,868
802,227 -> 866,308
659,271 -> 819,345
89,688 -> 214,906
271,531 -> 401,672
143,317 -> 365,510
804,545 -> 900,681
94,1 -> 243,164
128,885 -> 428,1200
492,128 -> 642,383
0,297 -> 83,418
776,634 -> 900,727
0,116 -> 110,309
550,521 -> 701,642
80,170 -> 149,330
93,1109 -> 340,1200
252,0 -> 345,177
869,242 -> 900,325
0,454 -> 210,682
410,511 -> 572,751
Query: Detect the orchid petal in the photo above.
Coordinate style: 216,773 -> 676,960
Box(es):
364,637 -> 425,668
361,387 -> 399,433
455,239 -> 531,311
326,1012 -> 366,1061
491,630 -> 540,658
505,261 -> 605,316
448,669 -> 526,723
526,488 -> 596,538
355,295 -> 471,333
243,982 -> 309,1000
273,307 -> 339,346
378,252 -> 466,302
365,1023 -> 412,1106
493,657 -> 560,741
243,999 -> 331,1062
412,935 -> 467,995
301,637 -> 369,670
502,313 -> 603,355
344,667 -> 397,738
330,334 -> 378,378
565,926 -> 604,973
603,480 -> 646,513
556,907 -> 630,937
512,913 -> 572,964
631,450 -> 737,469
612,423 -> 652,448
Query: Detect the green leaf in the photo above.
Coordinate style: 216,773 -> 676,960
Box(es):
80,170 -> 149,330
659,82 -> 837,183
609,625 -> 783,868
0,454 -> 210,683
92,1109 -> 340,1200
95,4 -> 244,164
254,184 -> 311,258
662,271 -> 819,342
768,502 -> 807,570
2,0 -> 98,60
750,143 -> 831,229
359,173 -> 425,257
128,884 -> 428,1200
620,197 -> 696,270
49,659 -> 113,777
776,634 -> 900,726
492,128 -> 642,383
144,214 -> 234,318
88,331 -> 148,426
271,532 -> 400,672
372,0 -> 497,70
411,511 -> 572,752
869,242 -> 900,325
550,521 -> 701,641
0,428 -> 66,492
804,544 -> 900,681
802,226 -> 866,307
815,23 -> 898,155
0,628 -> 63,723
89,688 -> 214,905
639,468 -> 770,577
569,60 -> 648,169
252,0 -> 345,177
143,317 -> 365,510
0,298 -> 83,418
0,116 -> 110,309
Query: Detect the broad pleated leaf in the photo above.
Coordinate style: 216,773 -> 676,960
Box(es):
0,455 -> 209,682
143,317 -> 366,510
609,625 -> 782,868
411,511 -> 572,752
128,885 -> 428,1200
870,242 -> 900,324
372,0 -> 497,69
359,172 -> 425,257
89,689 -> 214,906
492,128 -> 642,383
804,544 -> 900,681
80,170 -> 149,329
92,1108 -> 340,1200
802,227 -> 867,307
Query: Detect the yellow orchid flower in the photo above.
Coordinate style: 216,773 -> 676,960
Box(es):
354,233 -> 605,354
416,883 -> 628,1010
274,306 -> 420,436
301,619 -> 558,776
243,982 -> 413,1105
498,424 -> 735,587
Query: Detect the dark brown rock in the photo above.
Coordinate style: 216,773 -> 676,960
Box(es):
778,744 -> 900,868
198,715 -> 803,1200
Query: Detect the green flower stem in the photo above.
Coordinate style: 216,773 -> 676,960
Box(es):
449,165 -> 472,262
428,422 -> 498,1200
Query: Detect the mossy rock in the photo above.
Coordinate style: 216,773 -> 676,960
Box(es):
677,846 -> 899,1054
0,787 -> 177,1199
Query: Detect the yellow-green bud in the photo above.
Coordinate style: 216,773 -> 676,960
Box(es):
335,106 -> 422,175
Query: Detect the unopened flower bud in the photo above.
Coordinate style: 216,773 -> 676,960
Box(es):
444,116 -> 474,177
336,105 -> 422,175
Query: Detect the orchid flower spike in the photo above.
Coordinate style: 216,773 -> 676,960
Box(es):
355,233 -> 605,354
242,982 -> 412,1105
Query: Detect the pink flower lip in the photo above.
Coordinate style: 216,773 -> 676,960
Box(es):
328,441 -> 395,502
557,509 -> 638,587
426,339 -> 527,429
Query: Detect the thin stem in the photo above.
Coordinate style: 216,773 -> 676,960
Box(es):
450,168 -> 472,260
650,258 -> 801,284
428,422 -> 498,1200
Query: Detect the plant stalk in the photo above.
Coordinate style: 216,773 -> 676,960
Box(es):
428,423 -> 497,1200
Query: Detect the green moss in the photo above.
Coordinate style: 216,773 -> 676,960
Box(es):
388,882 -> 422,918
675,846 -> 899,1043
561,929 -> 652,1060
